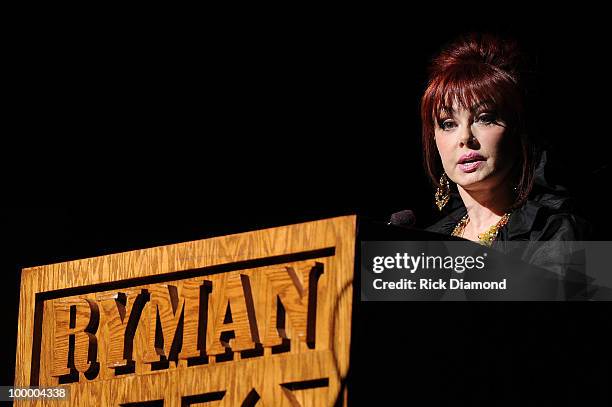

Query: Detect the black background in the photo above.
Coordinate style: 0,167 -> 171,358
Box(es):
3,10 -> 612,404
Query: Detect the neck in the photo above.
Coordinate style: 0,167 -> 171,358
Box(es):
457,182 -> 513,231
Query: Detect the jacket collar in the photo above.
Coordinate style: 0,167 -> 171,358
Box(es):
505,199 -> 543,239
437,194 -> 545,240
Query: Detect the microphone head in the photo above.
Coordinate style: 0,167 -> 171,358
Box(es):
388,209 -> 416,228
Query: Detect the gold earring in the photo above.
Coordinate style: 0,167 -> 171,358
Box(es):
435,172 -> 450,211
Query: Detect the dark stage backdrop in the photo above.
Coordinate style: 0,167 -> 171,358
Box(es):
4,14 -> 611,403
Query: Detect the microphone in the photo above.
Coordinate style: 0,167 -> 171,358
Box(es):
387,209 -> 416,229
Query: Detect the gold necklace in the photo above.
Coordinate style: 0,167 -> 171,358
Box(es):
451,212 -> 511,247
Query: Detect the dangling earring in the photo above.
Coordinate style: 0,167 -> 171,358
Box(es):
435,172 -> 450,211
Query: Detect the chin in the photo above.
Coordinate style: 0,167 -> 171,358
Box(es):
466,175 -> 506,192
456,174 -> 490,189
455,170 -> 483,180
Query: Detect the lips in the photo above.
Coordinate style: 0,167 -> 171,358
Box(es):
458,152 -> 486,164
457,152 -> 486,173
458,160 -> 484,173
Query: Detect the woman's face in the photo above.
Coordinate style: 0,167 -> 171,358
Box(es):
434,103 -> 517,193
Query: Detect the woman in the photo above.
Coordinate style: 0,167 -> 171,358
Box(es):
422,33 -> 591,246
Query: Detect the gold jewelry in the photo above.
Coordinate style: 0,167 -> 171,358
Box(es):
434,173 -> 450,211
451,212 -> 511,247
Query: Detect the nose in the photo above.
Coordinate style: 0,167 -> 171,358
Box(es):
457,123 -> 475,147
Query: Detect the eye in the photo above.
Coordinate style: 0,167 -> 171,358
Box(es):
475,113 -> 497,125
438,119 -> 457,131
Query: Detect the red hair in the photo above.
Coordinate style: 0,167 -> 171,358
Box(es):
421,33 -> 537,209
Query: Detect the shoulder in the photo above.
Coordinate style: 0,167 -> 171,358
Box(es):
506,195 -> 592,241
425,208 -> 467,235
531,210 -> 592,241
425,193 -> 467,234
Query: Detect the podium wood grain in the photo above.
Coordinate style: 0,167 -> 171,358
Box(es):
15,215 -> 356,406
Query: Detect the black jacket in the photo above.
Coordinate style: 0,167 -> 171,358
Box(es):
425,152 -> 592,281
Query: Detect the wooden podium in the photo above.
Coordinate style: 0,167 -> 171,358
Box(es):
15,215 -> 356,406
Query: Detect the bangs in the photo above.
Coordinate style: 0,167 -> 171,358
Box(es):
426,64 -> 519,123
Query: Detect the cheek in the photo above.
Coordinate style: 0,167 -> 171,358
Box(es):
434,134 -> 453,161
434,135 -> 458,175
482,128 -> 514,162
